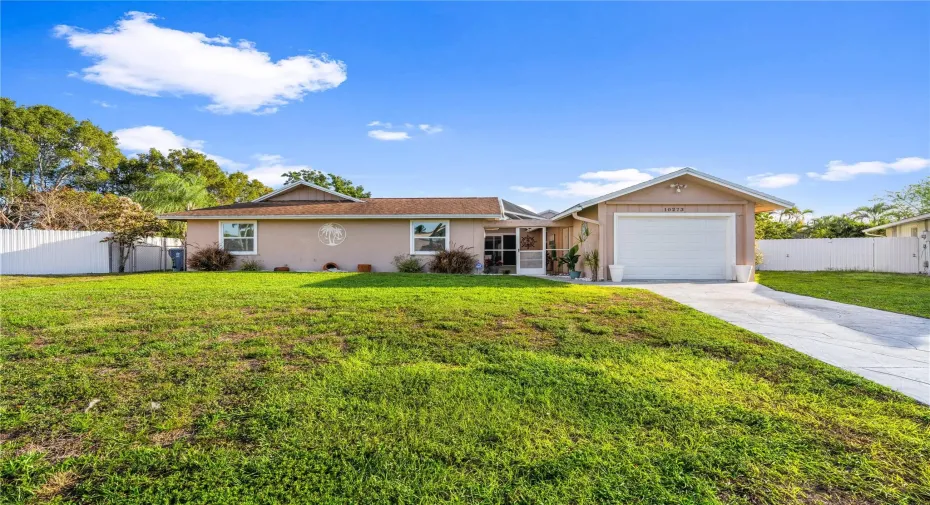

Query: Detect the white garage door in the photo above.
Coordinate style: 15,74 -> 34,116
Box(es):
615,216 -> 730,280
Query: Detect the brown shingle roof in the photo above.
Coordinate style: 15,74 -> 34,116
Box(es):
161,197 -> 503,219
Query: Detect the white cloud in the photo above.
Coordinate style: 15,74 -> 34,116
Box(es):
516,204 -> 536,212
746,173 -> 800,189
368,130 -> 411,141
113,125 -> 246,170
806,157 -> 930,181
579,168 -> 657,183
55,11 -> 347,114
367,120 -> 392,128
418,124 -> 443,134
92,100 -> 115,108
512,169 -> 654,199
243,153 -> 315,187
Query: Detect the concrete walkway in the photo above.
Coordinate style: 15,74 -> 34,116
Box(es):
547,278 -> 930,403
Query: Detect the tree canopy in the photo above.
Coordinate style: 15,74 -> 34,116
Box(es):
281,169 -> 371,199
0,98 -> 275,230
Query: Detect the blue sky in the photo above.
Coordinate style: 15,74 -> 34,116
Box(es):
2,2 -> 928,215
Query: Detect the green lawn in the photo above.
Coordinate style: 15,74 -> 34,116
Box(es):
2,273 -> 928,504
756,271 -> 930,319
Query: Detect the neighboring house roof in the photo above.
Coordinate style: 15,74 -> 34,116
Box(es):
252,181 -> 364,203
161,197 -> 504,220
551,167 -> 795,220
501,200 -> 543,220
537,209 -> 558,219
863,213 -> 930,233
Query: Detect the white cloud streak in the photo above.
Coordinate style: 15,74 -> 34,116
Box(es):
746,173 -> 800,189
515,167 -> 665,199
55,12 -> 347,114
368,130 -> 411,141
806,157 -> 930,181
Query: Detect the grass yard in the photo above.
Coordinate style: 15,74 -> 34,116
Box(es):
2,273 -> 929,504
756,271 -> 930,319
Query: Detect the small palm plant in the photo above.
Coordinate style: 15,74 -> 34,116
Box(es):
582,249 -> 600,281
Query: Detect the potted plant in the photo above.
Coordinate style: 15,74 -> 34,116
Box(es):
608,264 -> 624,282
558,244 -> 582,279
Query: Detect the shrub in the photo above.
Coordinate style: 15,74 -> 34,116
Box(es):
754,243 -> 764,266
428,244 -> 477,274
187,243 -> 236,271
392,254 -> 424,273
240,258 -> 264,271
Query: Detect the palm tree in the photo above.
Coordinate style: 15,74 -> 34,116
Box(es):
132,172 -> 214,213
849,202 -> 892,224
777,206 -> 813,224
131,172 -> 215,238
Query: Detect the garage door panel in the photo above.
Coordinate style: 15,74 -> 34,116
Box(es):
615,216 -> 730,280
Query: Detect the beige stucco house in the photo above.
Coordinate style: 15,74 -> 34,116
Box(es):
864,213 -> 930,239
163,168 -> 793,281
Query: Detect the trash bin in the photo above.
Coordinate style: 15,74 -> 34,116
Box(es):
168,248 -> 185,271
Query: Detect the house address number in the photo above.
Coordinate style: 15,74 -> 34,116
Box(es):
664,207 -> 685,212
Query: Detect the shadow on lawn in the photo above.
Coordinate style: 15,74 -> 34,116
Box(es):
301,272 -> 572,289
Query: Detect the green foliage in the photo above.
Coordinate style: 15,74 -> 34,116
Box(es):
281,169 -> 371,199
805,215 -> 870,238
582,248 -> 600,281
757,271 -> 930,318
98,197 -> 163,272
849,202 -> 893,225
0,97 -> 122,193
187,243 -> 236,271
131,172 -> 214,238
239,258 -> 264,272
109,148 -> 271,205
428,244 -> 477,274
558,244 -> 581,272
1,273 -> 928,503
754,243 -> 764,266
391,254 -> 424,273
879,176 -> 930,219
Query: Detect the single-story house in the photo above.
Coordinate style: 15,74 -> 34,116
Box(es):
162,168 -> 793,281
863,213 -> 930,238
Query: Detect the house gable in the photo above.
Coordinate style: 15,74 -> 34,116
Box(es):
253,181 -> 363,203
552,168 -> 794,219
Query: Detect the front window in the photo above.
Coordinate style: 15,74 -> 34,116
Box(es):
220,221 -> 256,255
410,221 -> 449,254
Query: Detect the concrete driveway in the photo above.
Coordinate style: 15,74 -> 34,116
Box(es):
624,282 -> 930,404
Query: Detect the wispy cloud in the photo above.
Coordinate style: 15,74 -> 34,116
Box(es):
746,173 -> 800,189
418,124 -> 443,134
368,130 -> 411,141
92,100 -> 114,108
243,154 -> 314,186
366,121 -> 442,140
806,157 -> 930,181
648,166 -> 687,175
113,125 -> 245,170
55,11 -> 346,114
514,167 -> 681,199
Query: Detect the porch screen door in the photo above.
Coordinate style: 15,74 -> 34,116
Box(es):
516,227 -> 546,275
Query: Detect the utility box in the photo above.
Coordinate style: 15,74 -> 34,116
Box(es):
168,248 -> 185,271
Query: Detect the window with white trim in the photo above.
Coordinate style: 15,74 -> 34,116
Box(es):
410,220 -> 449,254
220,221 -> 257,255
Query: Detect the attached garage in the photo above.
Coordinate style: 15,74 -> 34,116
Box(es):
614,214 -> 735,280
549,168 -> 794,282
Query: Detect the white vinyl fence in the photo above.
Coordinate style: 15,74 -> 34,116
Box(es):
757,237 -> 925,274
1,230 -> 183,275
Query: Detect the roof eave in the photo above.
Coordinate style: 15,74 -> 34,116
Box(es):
159,213 -> 504,221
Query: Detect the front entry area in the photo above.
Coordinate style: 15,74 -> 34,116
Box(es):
483,227 -> 546,275
614,214 -> 735,280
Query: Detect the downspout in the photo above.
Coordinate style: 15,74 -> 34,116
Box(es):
572,212 -> 598,225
